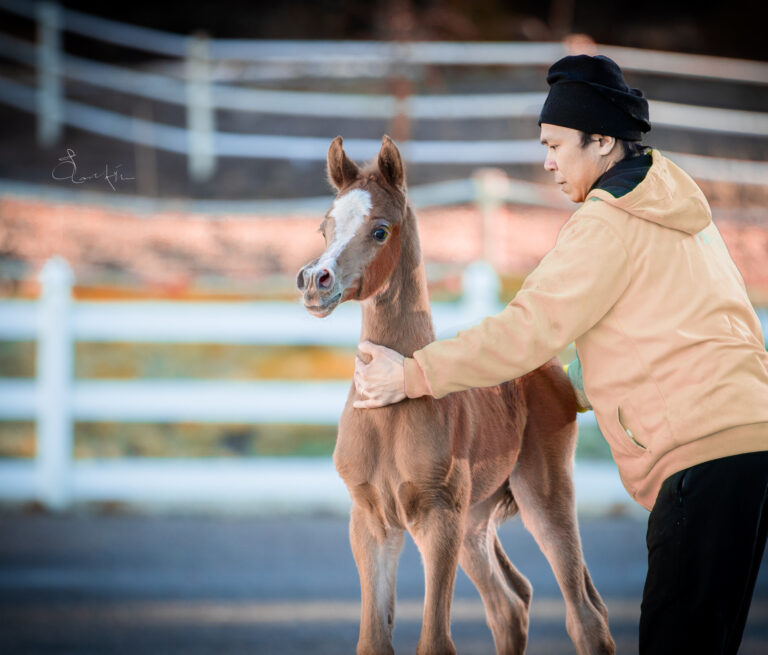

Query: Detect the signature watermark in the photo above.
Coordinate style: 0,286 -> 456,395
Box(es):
52,148 -> 135,191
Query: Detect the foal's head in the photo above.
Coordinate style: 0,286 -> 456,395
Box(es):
297,135 -> 407,318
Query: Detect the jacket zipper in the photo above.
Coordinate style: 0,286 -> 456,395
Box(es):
618,407 -> 647,450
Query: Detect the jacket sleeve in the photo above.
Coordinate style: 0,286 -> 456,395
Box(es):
403,211 -> 631,399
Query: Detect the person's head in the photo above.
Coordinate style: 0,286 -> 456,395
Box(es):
540,125 -> 639,203
538,54 -> 651,202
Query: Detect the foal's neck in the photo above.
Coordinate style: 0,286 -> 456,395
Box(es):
360,205 -> 435,358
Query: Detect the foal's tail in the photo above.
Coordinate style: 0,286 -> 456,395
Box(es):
516,357 -> 580,465
496,356 -> 578,435
494,478 -> 521,523
521,357 -> 579,428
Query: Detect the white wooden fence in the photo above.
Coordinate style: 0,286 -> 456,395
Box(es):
1,257 -> 766,513
0,0 -> 766,185
1,1 -> 767,513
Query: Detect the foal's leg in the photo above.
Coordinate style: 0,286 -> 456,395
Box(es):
349,498 -> 404,655
509,420 -> 614,655
400,481 -> 465,655
459,490 -> 532,655
411,508 -> 463,655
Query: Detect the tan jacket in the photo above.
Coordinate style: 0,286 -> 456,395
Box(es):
404,149 -> 768,510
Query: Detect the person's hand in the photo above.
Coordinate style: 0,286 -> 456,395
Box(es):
353,341 -> 406,409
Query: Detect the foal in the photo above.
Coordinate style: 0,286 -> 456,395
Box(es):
297,135 -> 614,655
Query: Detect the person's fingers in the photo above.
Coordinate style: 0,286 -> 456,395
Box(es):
357,341 -> 377,365
358,340 -> 389,359
353,341 -> 405,410
357,340 -> 376,356
353,358 -> 367,393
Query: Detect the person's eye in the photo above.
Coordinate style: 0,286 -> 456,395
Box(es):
372,226 -> 389,242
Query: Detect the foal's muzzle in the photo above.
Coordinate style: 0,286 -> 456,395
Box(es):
297,262 -> 342,317
297,264 -> 335,293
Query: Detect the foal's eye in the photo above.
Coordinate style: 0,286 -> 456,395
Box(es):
372,226 -> 389,242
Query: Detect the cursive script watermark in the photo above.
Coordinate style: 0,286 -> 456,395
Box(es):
52,148 -> 135,191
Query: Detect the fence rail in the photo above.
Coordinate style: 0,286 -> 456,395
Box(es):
4,31 -> 768,133
2,0 -> 768,82
2,74 -> 766,185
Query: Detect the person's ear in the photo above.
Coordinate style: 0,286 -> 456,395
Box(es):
595,135 -> 618,156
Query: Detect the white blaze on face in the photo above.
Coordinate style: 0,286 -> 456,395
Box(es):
317,188 -> 372,271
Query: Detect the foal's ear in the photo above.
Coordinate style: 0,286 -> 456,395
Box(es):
327,136 -> 360,190
378,135 -> 405,190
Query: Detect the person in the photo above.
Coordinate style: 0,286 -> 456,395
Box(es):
352,54 -> 768,654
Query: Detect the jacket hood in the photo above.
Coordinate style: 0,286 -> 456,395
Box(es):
586,149 -> 712,235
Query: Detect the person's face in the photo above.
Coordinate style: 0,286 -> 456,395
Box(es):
540,123 -> 617,203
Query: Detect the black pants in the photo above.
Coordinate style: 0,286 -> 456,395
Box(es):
640,450 -> 768,655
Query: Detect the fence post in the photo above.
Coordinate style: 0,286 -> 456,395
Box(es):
186,31 -> 215,182
36,1 -> 62,147
36,257 -> 74,510
389,42 -> 413,144
461,260 -> 501,323
472,168 -> 510,269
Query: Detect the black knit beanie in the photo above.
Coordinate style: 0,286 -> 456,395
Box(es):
538,55 -> 651,141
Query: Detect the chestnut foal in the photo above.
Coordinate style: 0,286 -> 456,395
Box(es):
297,135 -> 614,655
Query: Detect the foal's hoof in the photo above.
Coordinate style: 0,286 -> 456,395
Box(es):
416,641 -> 456,655
356,643 -> 394,655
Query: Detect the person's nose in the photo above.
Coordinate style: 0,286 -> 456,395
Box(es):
544,155 -> 557,172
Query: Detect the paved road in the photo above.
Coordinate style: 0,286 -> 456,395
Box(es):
0,511 -> 766,654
